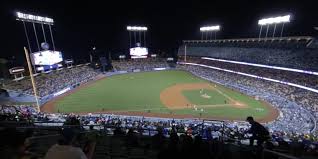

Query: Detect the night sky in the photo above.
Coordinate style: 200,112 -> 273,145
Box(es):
0,0 -> 317,65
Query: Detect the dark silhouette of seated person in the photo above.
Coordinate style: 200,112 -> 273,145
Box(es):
246,116 -> 270,146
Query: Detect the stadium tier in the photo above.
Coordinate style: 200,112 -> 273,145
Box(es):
3,1 -> 318,158
1,37 -> 318,159
176,38 -> 318,134
178,37 -> 318,71
112,58 -> 170,72
1,65 -> 100,102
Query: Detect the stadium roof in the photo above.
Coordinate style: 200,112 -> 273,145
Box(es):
183,36 -> 313,43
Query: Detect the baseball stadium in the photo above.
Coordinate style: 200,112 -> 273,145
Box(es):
41,70 -> 278,122
1,1 -> 318,159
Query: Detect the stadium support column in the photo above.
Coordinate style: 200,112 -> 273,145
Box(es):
144,31 -> 146,47
184,44 -> 187,62
139,31 -> 141,44
23,21 -> 36,74
41,23 -> 47,43
129,31 -> 132,48
32,23 -> 41,52
24,47 -> 40,112
258,25 -> 263,40
265,24 -> 269,39
48,25 -> 56,51
134,32 -> 136,46
272,24 -> 277,37
280,23 -> 285,37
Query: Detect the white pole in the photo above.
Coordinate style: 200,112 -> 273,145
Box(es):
23,21 -> 37,74
32,23 -> 41,52
48,25 -> 56,51
258,25 -> 263,40
129,31 -> 131,48
184,44 -> 187,62
280,23 -> 285,37
24,47 -> 40,112
144,31 -> 146,47
41,23 -> 47,43
134,32 -> 136,46
272,24 -> 277,37
265,24 -> 269,39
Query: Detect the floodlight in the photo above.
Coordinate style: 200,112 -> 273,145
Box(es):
17,12 -> 23,18
16,11 -> 54,25
258,15 -> 290,26
200,25 -> 220,32
127,25 -> 147,31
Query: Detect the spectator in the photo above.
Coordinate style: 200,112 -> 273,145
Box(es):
246,116 -> 270,146
44,128 -> 87,159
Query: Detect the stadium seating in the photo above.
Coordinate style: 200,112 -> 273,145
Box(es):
112,58 -> 169,72
178,37 -> 318,71
1,37 -> 318,159
2,65 -> 99,98
0,113 -> 317,159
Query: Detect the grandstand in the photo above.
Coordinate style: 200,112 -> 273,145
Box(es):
0,2 -> 318,159
1,65 -> 100,104
179,36 -> 318,71
0,36 -> 317,159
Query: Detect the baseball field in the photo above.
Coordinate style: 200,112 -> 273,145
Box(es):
41,70 -> 278,122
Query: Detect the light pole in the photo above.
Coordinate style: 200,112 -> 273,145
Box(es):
258,15 -> 291,39
16,11 -> 55,112
127,26 -> 148,48
16,11 -> 56,72
200,25 -> 221,40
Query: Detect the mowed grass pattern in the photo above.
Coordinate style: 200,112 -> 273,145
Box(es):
55,70 -> 270,120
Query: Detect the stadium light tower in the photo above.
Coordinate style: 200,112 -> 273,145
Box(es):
127,25 -> 148,48
258,15 -> 291,39
16,12 -> 56,53
199,25 -> 220,40
15,11 -> 56,112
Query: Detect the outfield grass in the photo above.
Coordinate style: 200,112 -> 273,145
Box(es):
54,70 -> 271,120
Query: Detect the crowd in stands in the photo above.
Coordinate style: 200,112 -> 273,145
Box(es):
195,57 -> 318,90
179,56 -> 318,124
2,65 -> 100,97
1,105 -> 318,159
179,41 -> 318,71
112,58 -> 169,72
1,40 -> 318,158
177,63 -> 317,133
184,56 -> 318,112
